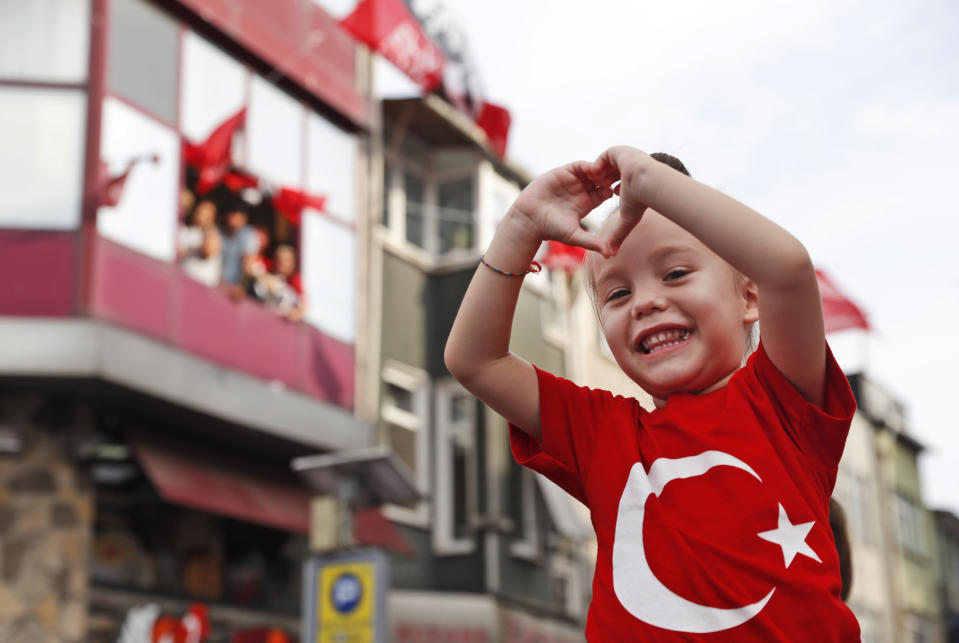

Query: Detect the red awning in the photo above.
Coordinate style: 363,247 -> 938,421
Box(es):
133,436 -> 414,555
134,437 -> 311,533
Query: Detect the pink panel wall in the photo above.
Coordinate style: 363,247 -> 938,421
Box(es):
90,236 -> 354,409
90,236 -> 175,339
0,231 -> 78,316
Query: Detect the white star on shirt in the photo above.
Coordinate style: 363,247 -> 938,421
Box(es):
757,503 -> 822,568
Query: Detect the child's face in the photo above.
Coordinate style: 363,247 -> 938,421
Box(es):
591,211 -> 758,403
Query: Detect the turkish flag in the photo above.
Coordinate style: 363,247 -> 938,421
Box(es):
271,187 -> 327,227
542,240 -> 587,272
339,0 -> 445,91
183,108 -> 246,195
815,269 -> 870,334
476,101 -> 511,158
97,154 -> 160,208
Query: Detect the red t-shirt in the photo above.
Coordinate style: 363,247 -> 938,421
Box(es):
510,342 -> 860,642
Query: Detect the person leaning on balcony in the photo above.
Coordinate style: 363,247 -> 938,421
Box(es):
178,197 -> 218,259
252,244 -> 306,322
219,201 -> 259,300
181,227 -> 223,288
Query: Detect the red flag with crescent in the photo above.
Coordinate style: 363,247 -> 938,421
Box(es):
815,269 -> 870,334
338,0 -> 445,91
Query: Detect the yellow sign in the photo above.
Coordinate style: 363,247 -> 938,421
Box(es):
317,560 -> 376,643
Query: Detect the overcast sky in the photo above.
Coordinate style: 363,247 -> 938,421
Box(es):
378,0 -> 959,513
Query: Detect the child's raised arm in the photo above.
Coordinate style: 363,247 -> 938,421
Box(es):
444,164 -> 614,439
595,146 -> 828,408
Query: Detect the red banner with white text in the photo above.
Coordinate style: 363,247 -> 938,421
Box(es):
339,0 -> 445,91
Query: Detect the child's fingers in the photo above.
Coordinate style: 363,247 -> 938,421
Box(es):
603,207 -> 646,253
565,228 -> 610,256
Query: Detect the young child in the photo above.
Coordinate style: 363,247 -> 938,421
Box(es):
445,146 -> 859,641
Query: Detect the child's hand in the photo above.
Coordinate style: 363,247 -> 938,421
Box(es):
510,162 -> 617,256
591,146 -> 654,254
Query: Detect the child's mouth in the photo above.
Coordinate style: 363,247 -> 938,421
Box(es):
638,328 -> 691,355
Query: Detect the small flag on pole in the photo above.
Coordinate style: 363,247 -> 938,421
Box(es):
97,154 -> 160,208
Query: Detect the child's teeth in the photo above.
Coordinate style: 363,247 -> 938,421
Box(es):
642,329 -> 690,353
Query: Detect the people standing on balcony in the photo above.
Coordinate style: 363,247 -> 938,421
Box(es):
446,146 -> 859,640
181,227 -> 223,288
219,202 -> 260,300
178,197 -> 218,259
252,244 -> 306,322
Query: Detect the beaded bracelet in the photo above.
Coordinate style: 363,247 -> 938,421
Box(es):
480,256 -> 542,277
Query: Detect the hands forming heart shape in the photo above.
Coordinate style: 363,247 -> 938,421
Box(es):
512,146 -> 653,259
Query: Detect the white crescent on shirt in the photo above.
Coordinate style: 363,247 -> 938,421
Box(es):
612,450 -> 822,634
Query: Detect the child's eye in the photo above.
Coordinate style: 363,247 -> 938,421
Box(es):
606,288 -> 629,302
664,269 -> 689,281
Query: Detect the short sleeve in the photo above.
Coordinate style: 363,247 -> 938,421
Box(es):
747,341 -> 856,474
508,365 -> 627,504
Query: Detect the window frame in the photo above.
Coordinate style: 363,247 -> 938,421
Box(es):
433,379 -> 478,555
894,492 -> 928,558
549,549 -> 585,619
380,361 -> 431,527
508,467 -> 541,561
381,147 -> 481,263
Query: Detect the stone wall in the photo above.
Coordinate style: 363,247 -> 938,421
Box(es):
0,394 -> 94,643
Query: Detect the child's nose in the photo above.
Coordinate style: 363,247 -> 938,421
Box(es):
631,291 -> 668,319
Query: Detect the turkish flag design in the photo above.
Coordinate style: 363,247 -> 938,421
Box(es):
509,342 -> 861,640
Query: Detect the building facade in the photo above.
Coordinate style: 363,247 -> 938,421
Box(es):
1,0 -> 372,640
370,94 -> 594,640
846,374 -> 945,642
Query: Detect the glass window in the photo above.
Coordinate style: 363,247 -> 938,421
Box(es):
389,423 -> 417,474
247,76 -> 304,187
307,113 -> 357,224
437,176 -> 474,254
447,392 -> 474,541
380,364 -> 429,505
382,161 -> 394,228
0,0 -> 90,83
385,383 -> 414,413
107,0 -> 179,124
508,466 -> 539,559
301,213 -> 355,342
403,170 -> 425,247
180,31 -> 248,144
0,87 -> 86,229
895,494 -> 927,557
98,98 -> 180,261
